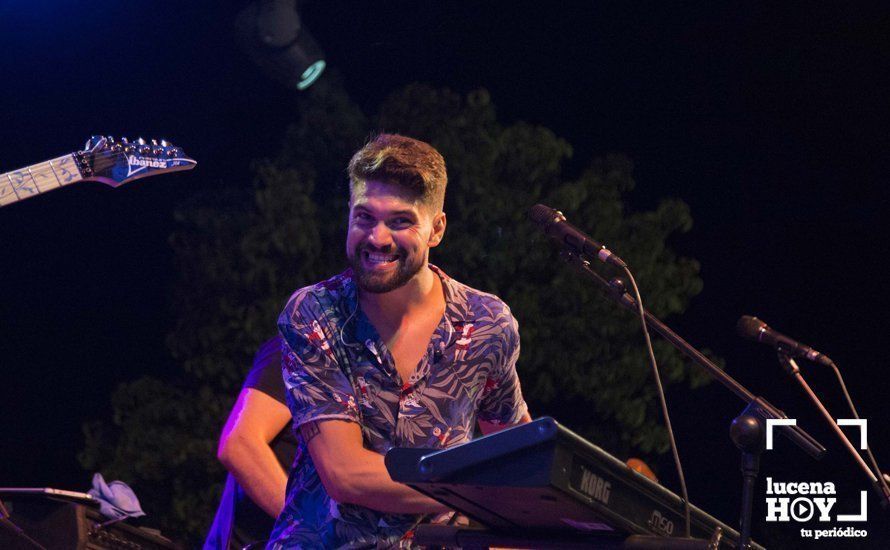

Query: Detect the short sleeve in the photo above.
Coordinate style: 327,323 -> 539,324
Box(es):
242,336 -> 287,405
278,289 -> 361,430
476,306 -> 529,426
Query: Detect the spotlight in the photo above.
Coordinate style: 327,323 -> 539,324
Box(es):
235,0 -> 326,90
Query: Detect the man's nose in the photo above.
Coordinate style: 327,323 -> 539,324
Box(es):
366,222 -> 393,248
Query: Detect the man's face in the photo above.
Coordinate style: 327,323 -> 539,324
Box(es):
346,180 -> 445,294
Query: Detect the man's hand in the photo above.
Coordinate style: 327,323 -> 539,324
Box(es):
217,388 -> 292,518
478,410 -> 532,436
302,419 -> 449,515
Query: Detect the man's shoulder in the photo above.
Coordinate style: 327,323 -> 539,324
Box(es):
439,269 -> 515,325
280,270 -> 354,322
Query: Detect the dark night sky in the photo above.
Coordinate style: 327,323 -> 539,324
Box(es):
2,1 -> 889,546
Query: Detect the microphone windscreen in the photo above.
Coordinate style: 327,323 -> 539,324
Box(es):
737,315 -> 767,339
528,204 -> 556,225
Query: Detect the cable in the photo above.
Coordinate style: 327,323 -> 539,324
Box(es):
828,360 -> 890,499
622,265 -> 692,538
0,500 -> 47,550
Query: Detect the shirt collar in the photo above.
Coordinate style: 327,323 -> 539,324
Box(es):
340,264 -> 472,348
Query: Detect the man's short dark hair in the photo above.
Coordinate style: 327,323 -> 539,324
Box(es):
347,134 -> 447,212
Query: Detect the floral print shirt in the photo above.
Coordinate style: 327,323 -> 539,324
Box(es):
267,265 -> 528,549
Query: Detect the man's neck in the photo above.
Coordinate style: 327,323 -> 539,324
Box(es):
358,264 -> 443,327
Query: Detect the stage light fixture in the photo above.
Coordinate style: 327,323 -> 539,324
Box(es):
235,0 -> 326,90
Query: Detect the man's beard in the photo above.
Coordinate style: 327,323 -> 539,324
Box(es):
350,244 -> 425,294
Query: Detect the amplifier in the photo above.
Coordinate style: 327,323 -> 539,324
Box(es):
0,494 -> 180,550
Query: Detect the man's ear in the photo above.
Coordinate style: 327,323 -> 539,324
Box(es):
428,212 -> 447,247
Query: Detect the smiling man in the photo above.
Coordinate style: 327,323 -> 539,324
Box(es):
268,134 -> 530,548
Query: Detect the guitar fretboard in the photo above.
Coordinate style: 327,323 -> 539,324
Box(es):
0,154 -> 84,207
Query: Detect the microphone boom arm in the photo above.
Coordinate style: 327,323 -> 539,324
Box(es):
560,251 -> 827,460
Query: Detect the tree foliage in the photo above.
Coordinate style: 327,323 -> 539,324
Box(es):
80,78 -> 711,543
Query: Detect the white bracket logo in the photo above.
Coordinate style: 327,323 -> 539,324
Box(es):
766,418 -> 867,450
837,419 -> 868,450
765,418 -> 797,450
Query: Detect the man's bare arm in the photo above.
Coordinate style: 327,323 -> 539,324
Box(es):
302,419 -> 449,514
217,388 -> 292,518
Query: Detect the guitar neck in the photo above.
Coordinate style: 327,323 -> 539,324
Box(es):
0,153 -> 85,207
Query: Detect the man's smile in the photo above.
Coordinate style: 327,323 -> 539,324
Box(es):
362,249 -> 401,269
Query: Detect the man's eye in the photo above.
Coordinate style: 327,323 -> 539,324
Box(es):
389,218 -> 413,228
354,212 -> 373,222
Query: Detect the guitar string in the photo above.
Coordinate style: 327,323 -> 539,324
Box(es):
2,150 -> 182,196
1,147 -> 188,201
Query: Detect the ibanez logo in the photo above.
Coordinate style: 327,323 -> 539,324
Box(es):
128,155 -> 167,168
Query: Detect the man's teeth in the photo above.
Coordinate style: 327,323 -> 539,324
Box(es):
367,252 -> 398,264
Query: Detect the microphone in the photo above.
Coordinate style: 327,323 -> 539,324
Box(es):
736,316 -> 834,367
528,204 -> 627,267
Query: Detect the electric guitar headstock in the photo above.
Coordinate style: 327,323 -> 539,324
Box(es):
77,135 -> 196,186
0,135 -> 197,207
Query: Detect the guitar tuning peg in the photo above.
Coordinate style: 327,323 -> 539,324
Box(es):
106,135 -> 116,143
134,137 -> 150,154
160,139 -> 169,147
150,139 -> 159,146
121,137 -> 129,144
84,135 -> 106,151
85,136 -> 108,153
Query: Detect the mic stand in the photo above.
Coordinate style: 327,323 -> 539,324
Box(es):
0,499 -> 47,550
729,409 -> 765,550
777,354 -> 890,509
558,252 -> 827,548
560,252 -> 825,457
